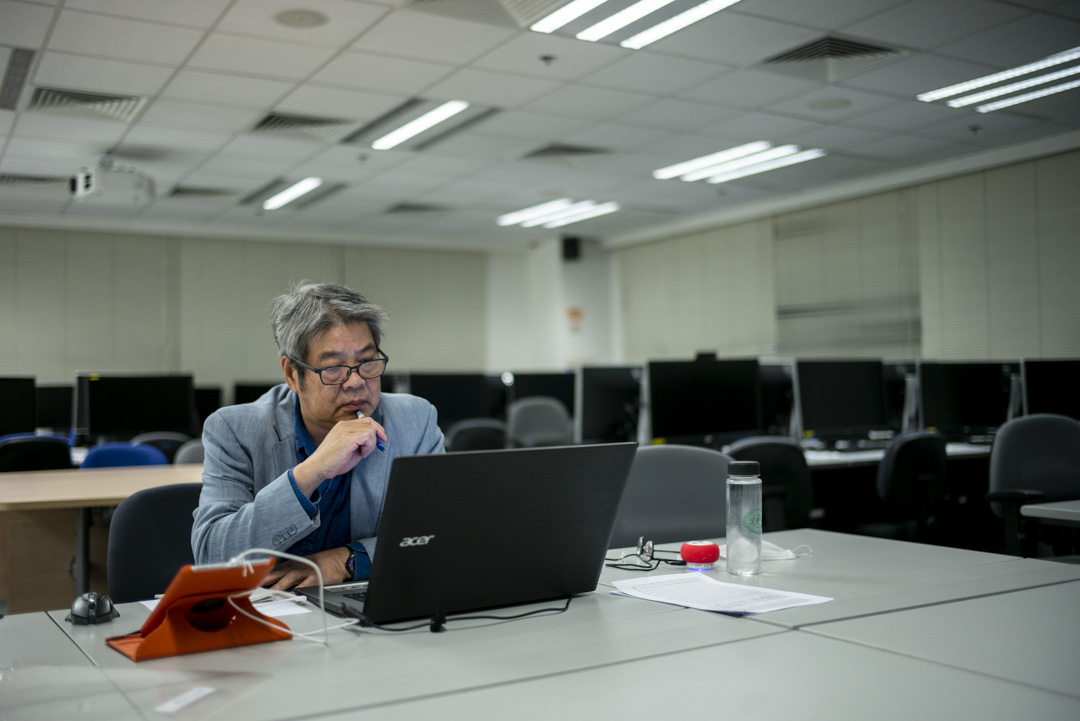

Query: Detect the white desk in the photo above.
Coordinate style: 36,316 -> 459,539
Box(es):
1021,499 -> 1080,524
804,442 -> 990,469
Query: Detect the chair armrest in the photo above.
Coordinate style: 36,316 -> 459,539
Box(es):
985,489 -> 1047,505
985,489 -> 1047,557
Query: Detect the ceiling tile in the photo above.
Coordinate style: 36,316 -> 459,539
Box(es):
34,52 -> 174,97
12,113 -> 128,145
841,54 -> 999,98
425,68 -> 561,108
0,108 -> 16,135
216,0 -> 388,46
565,124 -> 677,152
681,69 -> 822,109
918,110 -> 1050,142
198,154 -> 298,178
161,70 -> 295,108
217,135 -> 325,161
4,136 -> 102,162
699,111 -> 820,142
842,0 -> 1029,51
471,32 -> 631,81
735,0 -> 912,30
274,85 -> 406,121
580,52 -> 730,95
844,100 -> 965,131
48,10 -> 204,65
0,0 -> 55,46
936,14 -> 1080,67
187,33 -> 338,80
119,126 -> 233,154
767,86 -> 903,121
352,10 -> 516,65
62,0 -> 232,28
621,99 -> 741,132
523,85 -> 654,121
780,123 -> 889,150
850,133 -> 962,158
308,145 -> 415,171
391,154 -> 494,179
139,100 -> 263,133
415,179 -> 516,207
310,51 -> 452,95
1053,1 -> 1080,19
649,12 -> 821,66
469,111 -> 593,142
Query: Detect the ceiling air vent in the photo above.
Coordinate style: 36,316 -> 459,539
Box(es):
28,86 -> 145,121
0,48 -> 36,110
760,36 -> 903,82
525,144 -> 611,160
0,173 -> 69,187
385,202 -> 447,214
252,112 -> 363,144
168,186 -> 240,200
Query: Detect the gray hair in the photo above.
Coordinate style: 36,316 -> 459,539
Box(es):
271,282 -> 389,374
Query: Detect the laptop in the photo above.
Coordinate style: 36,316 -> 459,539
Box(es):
295,442 -> 637,625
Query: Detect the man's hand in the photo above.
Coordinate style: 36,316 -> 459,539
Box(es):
262,547 -> 351,590
293,416 -> 387,495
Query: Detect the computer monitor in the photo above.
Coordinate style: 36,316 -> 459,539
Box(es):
233,382 -> 280,405
82,374 -> 199,441
918,361 -> 1015,441
35,384 -> 73,432
0,377 -> 36,437
795,360 -> 889,443
1021,359 -> 1079,419
407,373 -> 495,431
194,386 -> 222,425
758,362 -> 794,436
647,359 -> 761,444
506,372 -> 576,417
578,366 -> 642,443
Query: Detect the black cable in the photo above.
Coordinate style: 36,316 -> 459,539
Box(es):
355,596 -> 574,633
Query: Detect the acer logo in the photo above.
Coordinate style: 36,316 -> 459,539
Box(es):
399,535 -> 435,547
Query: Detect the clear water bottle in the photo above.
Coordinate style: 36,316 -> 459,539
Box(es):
726,460 -> 762,576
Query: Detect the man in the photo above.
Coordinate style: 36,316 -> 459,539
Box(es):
192,282 -> 445,589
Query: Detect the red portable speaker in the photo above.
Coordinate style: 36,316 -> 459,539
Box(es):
680,541 -> 720,569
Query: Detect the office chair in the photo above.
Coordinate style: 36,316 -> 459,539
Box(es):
132,431 -> 193,464
874,431 -> 948,544
0,434 -> 72,472
173,438 -> 205,464
81,442 -> 169,468
609,444 -> 731,549
986,414 -> 1080,558
445,418 -> 507,452
506,396 -> 572,448
107,483 -> 202,603
727,436 -> 812,531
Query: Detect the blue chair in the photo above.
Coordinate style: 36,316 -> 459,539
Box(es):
81,443 -> 168,468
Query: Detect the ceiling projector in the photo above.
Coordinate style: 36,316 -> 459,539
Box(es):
71,157 -> 155,207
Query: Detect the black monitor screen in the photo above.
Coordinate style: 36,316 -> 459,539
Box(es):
85,374 -> 199,439
919,362 -> 1012,436
234,382 -> 280,405
1023,359 -> 1080,419
508,372 -> 576,416
36,385 -> 73,431
796,360 -> 888,439
408,373 -> 493,431
758,363 -> 794,436
0,377 -> 36,437
194,386 -> 222,425
580,366 -> 642,443
648,359 -> 761,441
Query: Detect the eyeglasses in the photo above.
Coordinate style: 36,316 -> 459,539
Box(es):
291,353 -> 389,385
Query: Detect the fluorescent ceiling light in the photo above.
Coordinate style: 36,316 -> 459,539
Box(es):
577,0 -> 676,42
371,100 -> 469,150
705,148 -> 826,184
917,46 -> 1080,102
544,201 -> 620,228
521,200 -> 596,227
947,63 -> 1080,107
681,144 -> 799,182
497,198 -> 573,226
621,0 -> 742,49
262,177 -> 323,210
531,0 -> 611,33
976,78 -> 1080,113
653,141 -> 772,179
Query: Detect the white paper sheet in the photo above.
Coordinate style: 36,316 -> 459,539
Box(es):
612,572 -> 832,615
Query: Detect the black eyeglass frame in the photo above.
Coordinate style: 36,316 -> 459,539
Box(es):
291,353 -> 390,385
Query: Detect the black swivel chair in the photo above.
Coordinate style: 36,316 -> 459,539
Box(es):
0,435 -> 73,472
107,483 -> 203,603
445,418 -> 507,452
609,444 -> 731,549
727,436 -> 812,531
986,414 -> 1080,558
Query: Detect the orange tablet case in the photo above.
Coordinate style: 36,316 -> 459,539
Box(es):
106,559 -> 291,661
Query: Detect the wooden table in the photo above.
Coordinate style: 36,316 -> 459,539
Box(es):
0,464 -> 202,612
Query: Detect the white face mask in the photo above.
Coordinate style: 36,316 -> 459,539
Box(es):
718,541 -> 812,561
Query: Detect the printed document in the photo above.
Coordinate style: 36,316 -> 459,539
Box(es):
612,573 -> 832,614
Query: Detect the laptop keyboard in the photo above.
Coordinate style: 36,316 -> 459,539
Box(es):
344,590 -> 367,603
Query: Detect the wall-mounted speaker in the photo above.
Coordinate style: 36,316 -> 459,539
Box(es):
562,235 -> 581,261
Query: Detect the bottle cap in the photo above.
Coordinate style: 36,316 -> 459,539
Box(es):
728,460 -> 760,476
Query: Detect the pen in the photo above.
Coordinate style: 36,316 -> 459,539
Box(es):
357,410 -> 385,452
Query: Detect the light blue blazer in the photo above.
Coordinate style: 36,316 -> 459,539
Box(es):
191,384 -> 445,565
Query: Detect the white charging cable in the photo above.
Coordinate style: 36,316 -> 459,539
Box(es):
223,548 -> 360,645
